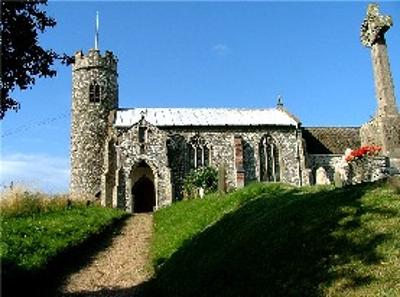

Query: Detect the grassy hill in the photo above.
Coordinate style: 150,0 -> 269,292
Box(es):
0,189 -> 128,296
148,181 -> 400,297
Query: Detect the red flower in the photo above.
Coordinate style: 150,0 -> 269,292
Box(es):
346,145 -> 382,163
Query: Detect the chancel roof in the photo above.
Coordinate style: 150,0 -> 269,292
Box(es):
303,127 -> 361,154
114,108 -> 300,128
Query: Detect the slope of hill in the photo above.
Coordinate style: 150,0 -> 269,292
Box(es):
148,181 -> 400,297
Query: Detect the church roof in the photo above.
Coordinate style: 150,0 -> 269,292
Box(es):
114,108 -> 300,128
303,127 -> 361,154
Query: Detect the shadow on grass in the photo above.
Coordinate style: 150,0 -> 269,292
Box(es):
144,182 -> 394,297
2,215 -> 130,297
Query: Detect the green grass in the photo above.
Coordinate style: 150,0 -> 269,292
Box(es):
151,182 -> 284,266
0,192 -> 128,276
148,181 -> 400,297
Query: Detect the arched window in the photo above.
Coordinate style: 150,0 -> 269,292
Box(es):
89,81 -> 101,103
189,134 -> 210,168
259,135 -> 280,182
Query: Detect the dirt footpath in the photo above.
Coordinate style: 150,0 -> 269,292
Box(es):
60,213 -> 153,297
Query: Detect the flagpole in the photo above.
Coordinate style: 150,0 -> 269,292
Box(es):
95,11 -> 99,50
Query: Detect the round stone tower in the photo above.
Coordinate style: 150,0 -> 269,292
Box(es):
70,49 -> 118,197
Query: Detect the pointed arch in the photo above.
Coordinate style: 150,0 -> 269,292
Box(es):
259,134 -> 281,182
128,159 -> 158,212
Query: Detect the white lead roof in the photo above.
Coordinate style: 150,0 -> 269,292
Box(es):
114,108 -> 300,128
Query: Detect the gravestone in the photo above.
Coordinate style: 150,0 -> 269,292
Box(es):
316,167 -> 330,185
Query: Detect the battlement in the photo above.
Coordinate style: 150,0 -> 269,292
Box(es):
73,48 -> 118,72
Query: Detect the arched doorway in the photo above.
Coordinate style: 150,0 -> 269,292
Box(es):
132,177 -> 155,212
130,161 -> 156,213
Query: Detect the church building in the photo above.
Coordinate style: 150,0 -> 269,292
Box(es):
70,4 -> 399,213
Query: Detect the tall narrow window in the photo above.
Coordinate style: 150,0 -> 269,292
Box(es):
139,126 -> 146,143
89,82 -> 101,103
138,126 -> 147,154
189,134 -> 209,168
259,135 -> 280,182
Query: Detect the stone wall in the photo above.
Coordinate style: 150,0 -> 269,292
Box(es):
308,154 -> 389,184
116,122 -> 172,212
101,138 -> 117,207
102,124 -> 304,212
308,154 -> 343,184
348,156 -> 389,183
360,115 -> 400,158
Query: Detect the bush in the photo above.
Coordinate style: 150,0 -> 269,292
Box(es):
183,166 -> 218,198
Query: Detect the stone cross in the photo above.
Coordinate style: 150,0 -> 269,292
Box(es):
360,3 -> 398,117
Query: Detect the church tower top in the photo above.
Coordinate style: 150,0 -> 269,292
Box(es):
73,49 -> 118,73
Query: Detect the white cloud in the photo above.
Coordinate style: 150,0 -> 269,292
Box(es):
212,43 -> 230,56
0,153 -> 70,193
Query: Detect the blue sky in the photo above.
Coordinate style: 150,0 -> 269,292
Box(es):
1,1 -> 399,193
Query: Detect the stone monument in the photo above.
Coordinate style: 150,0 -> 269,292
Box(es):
360,4 -> 400,163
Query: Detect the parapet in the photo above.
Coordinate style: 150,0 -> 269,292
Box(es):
73,48 -> 118,73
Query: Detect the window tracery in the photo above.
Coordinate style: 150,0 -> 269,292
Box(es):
189,134 -> 210,168
259,135 -> 280,182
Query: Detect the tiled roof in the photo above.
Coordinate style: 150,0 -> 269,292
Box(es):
114,108 -> 300,127
303,127 -> 361,154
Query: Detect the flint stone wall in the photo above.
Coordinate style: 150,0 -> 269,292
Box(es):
309,154 -> 389,184
105,124 -> 303,211
349,156 -> 389,183
70,49 -> 118,198
115,123 -> 172,212
308,154 -> 343,184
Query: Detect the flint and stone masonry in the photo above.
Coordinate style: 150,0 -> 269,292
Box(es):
70,49 -> 118,197
70,4 -> 398,213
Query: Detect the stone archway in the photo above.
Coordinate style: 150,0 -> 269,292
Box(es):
130,161 -> 156,213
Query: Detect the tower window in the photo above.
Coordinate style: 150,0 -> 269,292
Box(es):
89,82 -> 101,103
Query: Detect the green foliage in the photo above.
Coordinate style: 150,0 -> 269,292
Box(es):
149,182 -> 400,297
183,166 -> 218,198
0,0 -> 71,119
1,199 -> 127,274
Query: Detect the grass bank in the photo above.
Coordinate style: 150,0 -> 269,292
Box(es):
0,189 -> 128,296
148,181 -> 400,297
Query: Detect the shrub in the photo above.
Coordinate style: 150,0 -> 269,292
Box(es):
183,166 -> 218,198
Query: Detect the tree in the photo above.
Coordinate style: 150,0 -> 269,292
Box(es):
1,0 -> 71,120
